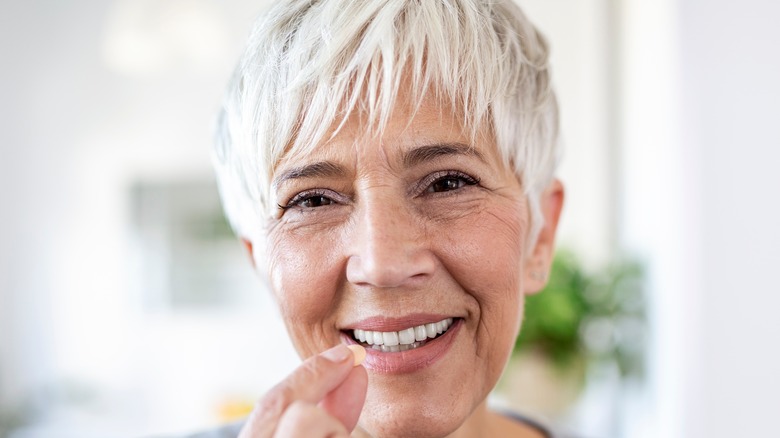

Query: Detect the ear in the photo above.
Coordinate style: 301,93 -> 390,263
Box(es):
240,236 -> 273,289
241,237 -> 256,269
524,179 -> 564,294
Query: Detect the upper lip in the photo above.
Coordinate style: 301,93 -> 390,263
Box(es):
343,314 -> 460,332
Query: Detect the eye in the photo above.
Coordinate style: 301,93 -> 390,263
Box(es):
423,171 -> 480,194
278,189 -> 342,211
296,195 -> 333,208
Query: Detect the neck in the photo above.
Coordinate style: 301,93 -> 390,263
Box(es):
351,402 -> 545,438
351,401 -> 491,438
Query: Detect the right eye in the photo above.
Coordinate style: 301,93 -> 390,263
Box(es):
278,189 -> 340,211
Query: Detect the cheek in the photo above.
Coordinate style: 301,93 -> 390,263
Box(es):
266,228 -> 344,355
436,202 -> 528,362
440,203 -> 527,302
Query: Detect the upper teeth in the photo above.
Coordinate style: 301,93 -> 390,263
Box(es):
353,318 -> 454,346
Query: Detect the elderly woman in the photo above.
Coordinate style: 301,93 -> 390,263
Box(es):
209,0 -> 564,436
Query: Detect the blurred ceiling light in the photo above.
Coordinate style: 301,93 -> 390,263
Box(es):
101,0 -> 229,76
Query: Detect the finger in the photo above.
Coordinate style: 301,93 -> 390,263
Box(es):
319,365 -> 368,432
238,344 -> 358,438
275,401 -> 349,438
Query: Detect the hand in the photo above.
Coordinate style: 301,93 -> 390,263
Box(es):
238,344 -> 368,438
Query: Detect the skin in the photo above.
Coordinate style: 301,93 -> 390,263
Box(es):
240,95 -> 564,437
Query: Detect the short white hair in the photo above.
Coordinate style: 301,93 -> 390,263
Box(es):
214,0 -> 560,244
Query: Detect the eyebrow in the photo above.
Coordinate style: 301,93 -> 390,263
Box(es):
402,142 -> 485,168
272,142 -> 484,189
272,161 -> 349,190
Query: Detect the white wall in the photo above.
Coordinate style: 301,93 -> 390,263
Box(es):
619,0 -> 688,436
680,0 -> 780,436
621,0 -> 780,437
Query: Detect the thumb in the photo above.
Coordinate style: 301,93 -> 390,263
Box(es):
240,344 -> 364,437
319,363 -> 368,431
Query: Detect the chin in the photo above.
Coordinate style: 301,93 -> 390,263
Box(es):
359,401 -> 470,438
357,370 -> 484,438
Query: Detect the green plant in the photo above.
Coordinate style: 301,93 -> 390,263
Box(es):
514,250 -> 646,380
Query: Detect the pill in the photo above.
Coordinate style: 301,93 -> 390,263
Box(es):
347,344 -> 366,366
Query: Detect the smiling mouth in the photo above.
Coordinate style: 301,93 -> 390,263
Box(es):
349,317 -> 455,353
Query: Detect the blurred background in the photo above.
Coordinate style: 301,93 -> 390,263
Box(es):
1,0 -> 779,437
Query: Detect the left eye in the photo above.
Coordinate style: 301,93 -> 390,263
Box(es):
425,171 -> 480,193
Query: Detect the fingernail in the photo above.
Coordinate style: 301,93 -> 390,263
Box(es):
347,344 -> 366,366
321,344 -> 351,363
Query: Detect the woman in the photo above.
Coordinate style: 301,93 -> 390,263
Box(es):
209,0 -> 564,436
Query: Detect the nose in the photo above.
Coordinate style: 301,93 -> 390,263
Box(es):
345,194 -> 436,288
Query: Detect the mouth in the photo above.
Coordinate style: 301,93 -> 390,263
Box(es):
347,317 -> 456,353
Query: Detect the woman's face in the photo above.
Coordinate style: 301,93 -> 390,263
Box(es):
265,97 -> 543,436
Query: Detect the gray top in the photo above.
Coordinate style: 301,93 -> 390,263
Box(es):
180,421 -> 244,438
503,411 -> 555,438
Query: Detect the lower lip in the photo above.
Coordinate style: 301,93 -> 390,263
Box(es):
342,319 -> 463,374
